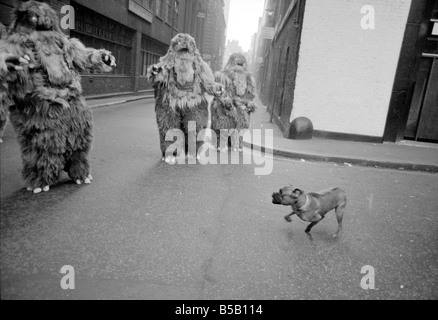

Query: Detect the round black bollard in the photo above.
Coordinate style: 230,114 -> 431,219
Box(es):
288,117 -> 314,140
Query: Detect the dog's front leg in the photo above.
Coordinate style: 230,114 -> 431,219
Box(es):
284,211 -> 296,223
305,215 -> 324,234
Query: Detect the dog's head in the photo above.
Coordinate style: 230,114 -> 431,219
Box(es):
11,1 -> 61,33
272,186 -> 304,206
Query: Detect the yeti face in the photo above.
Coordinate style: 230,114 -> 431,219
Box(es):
227,53 -> 247,69
170,34 -> 197,55
12,1 -> 60,32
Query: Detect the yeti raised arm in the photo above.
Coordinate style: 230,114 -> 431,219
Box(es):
68,38 -> 116,74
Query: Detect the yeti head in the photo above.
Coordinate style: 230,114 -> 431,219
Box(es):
169,33 -> 198,56
11,1 -> 61,33
226,53 -> 247,69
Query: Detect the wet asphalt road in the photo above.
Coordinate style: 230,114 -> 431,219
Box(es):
1,99 -> 438,300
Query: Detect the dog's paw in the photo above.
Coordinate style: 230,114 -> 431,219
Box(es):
75,174 -> 93,185
284,215 -> 293,223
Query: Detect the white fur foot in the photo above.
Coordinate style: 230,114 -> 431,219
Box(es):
165,156 -> 177,165
76,175 -> 93,185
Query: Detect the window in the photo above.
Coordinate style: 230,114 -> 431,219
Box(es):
72,3 -> 134,75
135,0 -> 153,10
173,0 -> 179,28
140,35 -> 168,76
165,0 -> 172,23
155,0 -> 162,16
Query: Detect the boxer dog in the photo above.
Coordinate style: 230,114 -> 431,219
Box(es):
272,186 -> 347,238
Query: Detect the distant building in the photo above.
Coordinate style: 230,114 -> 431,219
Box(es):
200,0 -> 227,72
223,39 -> 243,66
257,0 -> 438,143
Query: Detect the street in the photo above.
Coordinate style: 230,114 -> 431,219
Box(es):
1,99 -> 438,300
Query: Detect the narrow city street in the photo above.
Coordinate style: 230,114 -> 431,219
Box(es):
1,100 -> 437,300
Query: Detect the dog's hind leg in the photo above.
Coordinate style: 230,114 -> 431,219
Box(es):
333,199 -> 347,238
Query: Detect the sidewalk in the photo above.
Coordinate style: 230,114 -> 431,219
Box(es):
86,90 -> 155,109
246,104 -> 438,173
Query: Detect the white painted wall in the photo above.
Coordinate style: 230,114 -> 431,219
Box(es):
291,0 -> 412,137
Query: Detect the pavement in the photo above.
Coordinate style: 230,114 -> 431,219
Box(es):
85,93 -> 438,174
2,98 -> 438,300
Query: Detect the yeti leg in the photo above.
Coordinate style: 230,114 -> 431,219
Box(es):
65,97 -> 94,184
182,103 -> 209,159
156,106 -> 183,163
65,150 -> 92,184
0,108 -> 7,143
19,132 -> 66,193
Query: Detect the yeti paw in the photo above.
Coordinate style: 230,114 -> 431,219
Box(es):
164,156 -> 177,165
151,65 -> 163,76
4,54 -> 30,71
27,185 -> 50,194
75,174 -> 93,185
101,52 -> 117,68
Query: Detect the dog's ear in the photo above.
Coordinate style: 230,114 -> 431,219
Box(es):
292,189 -> 303,198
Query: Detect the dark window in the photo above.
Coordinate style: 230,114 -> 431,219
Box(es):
140,35 -> 168,76
71,2 -> 134,75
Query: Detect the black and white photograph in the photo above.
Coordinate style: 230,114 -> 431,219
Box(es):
0,0 -> 437,306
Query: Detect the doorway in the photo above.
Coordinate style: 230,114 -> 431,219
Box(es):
404,2 -> 438,143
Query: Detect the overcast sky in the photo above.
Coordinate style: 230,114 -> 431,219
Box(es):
226,0 -> 265,52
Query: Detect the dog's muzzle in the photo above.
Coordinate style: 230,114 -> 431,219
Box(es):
272,192 -> 283,204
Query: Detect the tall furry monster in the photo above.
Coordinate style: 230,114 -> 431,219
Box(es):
147,33 -> 222,165
0,1 -> 116,193
211,53 -> 257,151
0,23 -> 8,143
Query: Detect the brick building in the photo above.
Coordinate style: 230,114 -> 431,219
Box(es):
257,0 -> 438,143
200,0 -> 226,72
0,0 -> 228,97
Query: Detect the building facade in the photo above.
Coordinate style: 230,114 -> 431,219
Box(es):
257,0 -> 438,143
0,0 -> 228,97
200,0 -> 226,72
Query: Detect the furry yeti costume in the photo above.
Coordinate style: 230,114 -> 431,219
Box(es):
0,1 -> 116,193
147,33 -> 223,164
211,53 -> 257,151
0,23 -> 8,143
